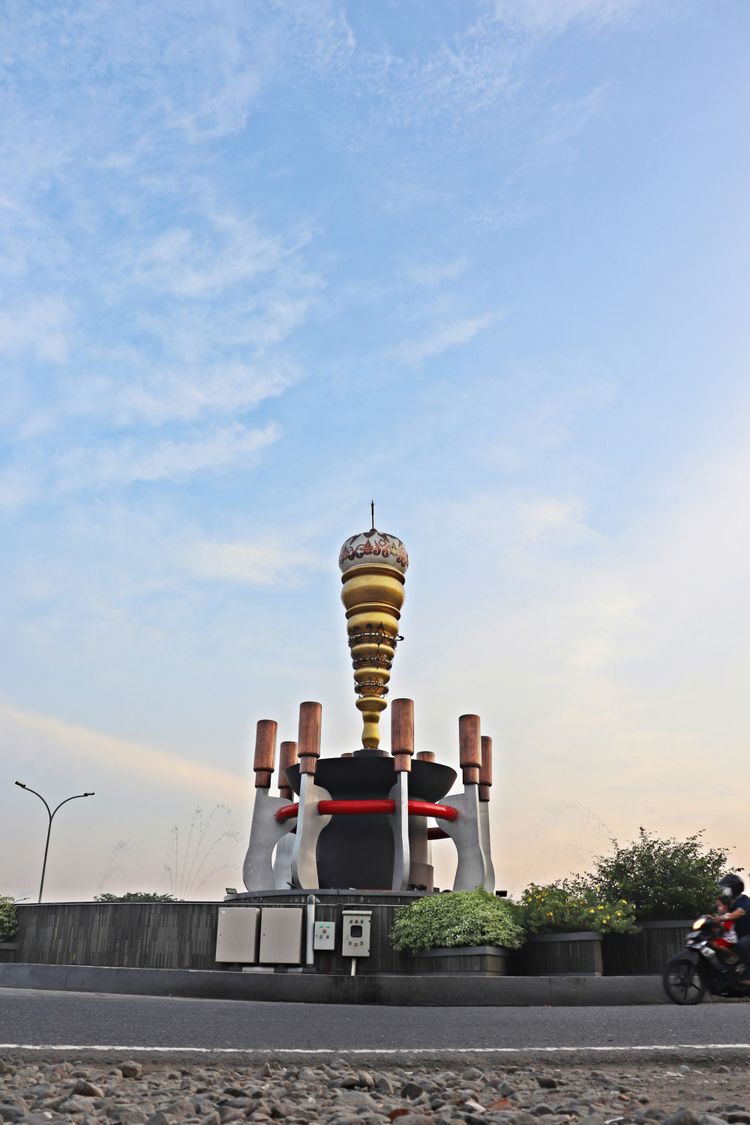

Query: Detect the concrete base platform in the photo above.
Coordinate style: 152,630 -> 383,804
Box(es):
0,962 -> 665,1005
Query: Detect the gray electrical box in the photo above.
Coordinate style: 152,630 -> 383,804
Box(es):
215,906 -> 259,963
341,910 -> 372,957
259,906 -> 303,964
313,919 -> 336,950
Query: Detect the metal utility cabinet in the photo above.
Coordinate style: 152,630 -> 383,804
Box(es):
258,906 -> 303,964
215,907 -> 260,963
341,910 -> 372,957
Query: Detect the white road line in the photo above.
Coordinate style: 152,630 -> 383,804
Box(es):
0,1044 -> 749,1055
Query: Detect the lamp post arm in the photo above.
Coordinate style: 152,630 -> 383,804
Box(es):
50,793 -> 93,820
19,786 -> 52,822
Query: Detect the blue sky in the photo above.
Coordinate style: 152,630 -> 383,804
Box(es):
2,0 -> 749,900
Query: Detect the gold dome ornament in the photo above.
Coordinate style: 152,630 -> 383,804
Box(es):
339,511 -> 408,752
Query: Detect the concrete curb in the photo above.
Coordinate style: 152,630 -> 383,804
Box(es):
0,962 -> 666,1005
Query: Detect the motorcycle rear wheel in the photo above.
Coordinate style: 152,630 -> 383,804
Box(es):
662,958 -> 706,1005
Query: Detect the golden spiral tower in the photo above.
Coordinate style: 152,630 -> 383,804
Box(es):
339,523 -> 409,751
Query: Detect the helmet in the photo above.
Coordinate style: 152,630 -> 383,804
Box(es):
718,874 -> 744,901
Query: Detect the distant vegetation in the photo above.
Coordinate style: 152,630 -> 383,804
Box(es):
589,828 -> 732,921
0,896 -> 18,942
94,892 -> 181,903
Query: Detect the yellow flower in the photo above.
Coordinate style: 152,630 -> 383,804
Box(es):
615,910 -> 622,917
588,908 -> 595,914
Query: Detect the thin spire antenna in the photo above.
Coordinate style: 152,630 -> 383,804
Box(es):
370,499 -> 375,530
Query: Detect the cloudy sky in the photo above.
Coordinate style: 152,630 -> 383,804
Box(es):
2,0 -> 749,902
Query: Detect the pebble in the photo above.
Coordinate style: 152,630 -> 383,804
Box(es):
662,1113 -> 700,1125
0,1107 -> 25,1124
0,1057 -> 747,1123
120,1060 -> 144,1079
72,1077 -> 105,1097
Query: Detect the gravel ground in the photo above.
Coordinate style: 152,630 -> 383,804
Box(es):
2,1055 -> 750,1125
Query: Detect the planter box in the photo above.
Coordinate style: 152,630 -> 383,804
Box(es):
603,920 -> 692,976
0,943 -> 18,963
410,945 -> 511,974
515,931 -> 603,976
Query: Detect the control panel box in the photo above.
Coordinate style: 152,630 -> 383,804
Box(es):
258,906 -> 303,964
215,906 -> 260,963
341,910 -> 372,957
313,919 -> 336,950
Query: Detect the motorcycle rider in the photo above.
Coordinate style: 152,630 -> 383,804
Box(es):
716,874 -> 750,983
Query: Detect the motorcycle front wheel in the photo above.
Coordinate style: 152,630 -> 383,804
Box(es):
662,958 -> 707,1005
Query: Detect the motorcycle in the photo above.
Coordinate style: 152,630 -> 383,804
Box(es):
663,914 -> 750,1004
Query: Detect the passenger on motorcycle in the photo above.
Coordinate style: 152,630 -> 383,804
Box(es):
712,898 -> 742,972
716,874 -> 750,983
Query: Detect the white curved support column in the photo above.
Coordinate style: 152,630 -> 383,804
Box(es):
441,785 -> 491,891
272,830 -> 296,890
242,789 -> 297,892
290,773 -> 331,889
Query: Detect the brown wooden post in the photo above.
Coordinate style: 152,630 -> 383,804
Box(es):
415,751 -> 435,762
278,740 -> 298,800
298,701 -> 322,775
459,713 -> 481,785
391,698 -> 414,772
480,734 -> 493,802
253,719 -> 278,789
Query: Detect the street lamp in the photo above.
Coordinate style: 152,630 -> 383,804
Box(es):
14,782 -> 95,903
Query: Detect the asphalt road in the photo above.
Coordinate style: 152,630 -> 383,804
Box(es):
1,989 -> 749,1054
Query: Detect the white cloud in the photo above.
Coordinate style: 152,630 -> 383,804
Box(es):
0,700 -> 245,803
391,314 -> 494,367
491,0 -> 640,36
132,216 -> 285,298
0,465 -> 38,512
188,537 -> 320,587
403,258 -> 467,287
55,422 -> 280,490
0,296 -> 71,362
516,497 -> 591,542
69,362 -> 298,428
539,84 -> 610,151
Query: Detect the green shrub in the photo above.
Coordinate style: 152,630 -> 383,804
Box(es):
0,896 -> 18,942
519,879 -> 637,935
591,828 -> 733,922
390,887 -> 525,953
94,892 -> 180,903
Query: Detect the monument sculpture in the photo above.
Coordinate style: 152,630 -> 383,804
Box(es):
242,520 -> 495,894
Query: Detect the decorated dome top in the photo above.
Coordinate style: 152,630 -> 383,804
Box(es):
338,527 -> 409,575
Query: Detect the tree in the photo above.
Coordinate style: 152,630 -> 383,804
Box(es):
590,828 -> 734,921
0,896 -> 17,942
94,892 -> 180,903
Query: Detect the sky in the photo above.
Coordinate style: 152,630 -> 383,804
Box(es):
1,0 -> 749,903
